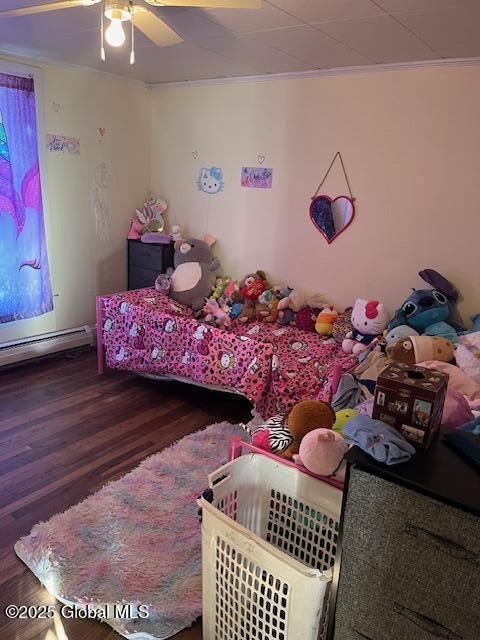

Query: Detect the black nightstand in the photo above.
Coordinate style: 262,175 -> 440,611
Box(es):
127,239 -> 174,290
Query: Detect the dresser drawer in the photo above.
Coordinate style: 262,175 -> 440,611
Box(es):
396,504 -> 480,615
334,468 -> 480,640
128,265 -> 159,290
340,602 -> 475,640
128,240 -> 168,271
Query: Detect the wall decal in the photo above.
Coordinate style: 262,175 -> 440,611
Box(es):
93,162 -> 111,242
257,154 -> 265,165
197,166 -> 224,194
46,134 -> 80,155
99,127 -> 106,137
241,167 -> 272,189
52,102 -> 60,112
192,150 -> 198,159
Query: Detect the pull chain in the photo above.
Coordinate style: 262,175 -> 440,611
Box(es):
130,2 -> 135,65
100,0 -> 106,62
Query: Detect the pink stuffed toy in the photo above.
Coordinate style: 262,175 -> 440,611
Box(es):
203,298 -> 232,330
342,298 -> 389,355
442,390 -> 473,429
127,220 -> 144,240
293,428 -> 349,481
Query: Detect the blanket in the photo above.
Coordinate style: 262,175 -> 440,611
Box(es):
100,289 -> 355,418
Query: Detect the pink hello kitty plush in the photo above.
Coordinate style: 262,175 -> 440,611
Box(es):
342,299 -> 389,356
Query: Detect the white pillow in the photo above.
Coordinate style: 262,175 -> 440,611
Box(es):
456,331 -> 480,383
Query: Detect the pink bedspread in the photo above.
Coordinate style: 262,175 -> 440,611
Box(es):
100,289 -> 354,417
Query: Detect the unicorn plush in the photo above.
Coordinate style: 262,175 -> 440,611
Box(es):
128,197 -> 168,239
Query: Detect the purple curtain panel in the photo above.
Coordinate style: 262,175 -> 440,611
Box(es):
0,73 -> 53,323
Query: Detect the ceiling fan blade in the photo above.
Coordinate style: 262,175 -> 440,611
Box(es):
0,0 -> 100,18
133,8 -> 183,47
144,0 -> 262,8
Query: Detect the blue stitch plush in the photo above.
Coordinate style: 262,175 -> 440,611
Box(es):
388,269 -> 462,341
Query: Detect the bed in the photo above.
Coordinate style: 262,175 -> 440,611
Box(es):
96,288 -> 355,418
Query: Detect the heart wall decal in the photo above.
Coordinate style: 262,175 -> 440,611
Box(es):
309,194 -> 355,244
52,102 -> 60,112
99,127 -> 106,137
192,150 -> 198,159
257,154 -> 265,165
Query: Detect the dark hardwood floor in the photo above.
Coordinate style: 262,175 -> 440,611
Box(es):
0,348 -> 252,640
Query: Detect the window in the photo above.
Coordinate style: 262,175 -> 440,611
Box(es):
0,68 -> 53,323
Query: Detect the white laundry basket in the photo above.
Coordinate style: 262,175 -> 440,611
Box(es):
199,452 -> 343,640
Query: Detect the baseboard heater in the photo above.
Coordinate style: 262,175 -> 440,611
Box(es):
0,325 -> 94,367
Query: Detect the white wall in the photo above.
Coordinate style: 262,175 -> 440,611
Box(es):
150,64 -> 480,325
0,57 -> 150,342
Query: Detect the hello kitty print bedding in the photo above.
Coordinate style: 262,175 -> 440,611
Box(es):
99,289 -> 354,418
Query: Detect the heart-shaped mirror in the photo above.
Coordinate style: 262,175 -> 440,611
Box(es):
310,195 -> 355,244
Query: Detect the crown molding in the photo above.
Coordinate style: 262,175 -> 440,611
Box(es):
2,47 -> 479,90
0,48 -> 148,88
0,58 -> 37,78
150,56 -> 480,89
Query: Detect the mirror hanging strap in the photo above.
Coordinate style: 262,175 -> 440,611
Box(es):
312,151 -> 355,201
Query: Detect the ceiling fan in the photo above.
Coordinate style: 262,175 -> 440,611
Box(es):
0,0 -> 262,64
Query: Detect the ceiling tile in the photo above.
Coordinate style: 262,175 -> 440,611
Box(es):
1,0 -> 74,8
393,5 -> 480,58
0,0 -> 479,82
134,43 -> 259,83
250,25 -> 373,68
200,34 -> 312,73
316,14 -> 438,63
202,3 -> 301,34
373,0 -> 476,13
0,19 -> 92,62
0,7 -> 158,60
0,5 -> 98,37
151,7 -> 231,43
31,38 -> 258,83
267,0 -> 385,24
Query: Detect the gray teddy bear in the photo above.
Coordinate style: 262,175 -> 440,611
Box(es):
155,236 -> 221,311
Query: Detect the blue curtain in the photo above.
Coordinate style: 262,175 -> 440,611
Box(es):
0,72 -> 53,323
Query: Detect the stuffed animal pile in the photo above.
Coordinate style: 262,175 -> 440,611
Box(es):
154,252 -> 480,466
379,269 -> 479,380
248,400 -> 350,481
156,249 -> 479,382
158,250 -> 334,329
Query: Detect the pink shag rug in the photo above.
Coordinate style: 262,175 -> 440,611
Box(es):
15,421 -> 247,640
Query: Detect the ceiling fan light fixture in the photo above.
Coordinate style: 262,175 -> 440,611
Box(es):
104,1 -> 130,22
